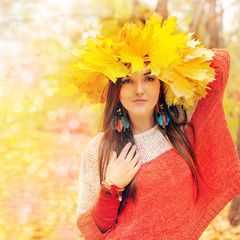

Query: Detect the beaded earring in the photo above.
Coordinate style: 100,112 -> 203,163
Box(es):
111,107 -> 130,132
156,102 -> 170,129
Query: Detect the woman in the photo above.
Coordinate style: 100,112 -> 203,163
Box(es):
73,14 -> 240,239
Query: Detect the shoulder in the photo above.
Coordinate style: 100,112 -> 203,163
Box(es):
76,132 -> 105,216
82,132 -> 105,159
79,132 -> 105,181
84,132 -> 105,151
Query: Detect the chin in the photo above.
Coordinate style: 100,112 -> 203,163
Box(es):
131,109 -> 152,117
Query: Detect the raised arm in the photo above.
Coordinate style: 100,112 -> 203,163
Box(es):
186,49 -> 230,123
210,49 -> 230,93
185,49 -> 240,193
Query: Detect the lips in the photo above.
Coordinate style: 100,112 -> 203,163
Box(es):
133,99 -> 147,103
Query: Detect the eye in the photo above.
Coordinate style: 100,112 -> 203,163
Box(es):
145,77 -> 154,82
121,79 -> 132,84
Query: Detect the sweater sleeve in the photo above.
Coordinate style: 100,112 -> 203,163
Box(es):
187,48 -> 240,192
76,133 -> 103,217
76,133 -> 120,239
77,206 -> 110,240
186,49 -> 230,123
208,48 -> 230,94
187,49 -> 230,135
91,192 -> 121,233
77,194 -> 120,240
196,48 -> 230,111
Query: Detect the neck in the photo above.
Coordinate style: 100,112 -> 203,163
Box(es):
130,114 -> 156,135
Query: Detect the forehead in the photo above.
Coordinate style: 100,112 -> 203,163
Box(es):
130,67 -> 151,78
123,62 -> 151,77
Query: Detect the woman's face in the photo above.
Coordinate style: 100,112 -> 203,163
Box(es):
119,67 -> 160,118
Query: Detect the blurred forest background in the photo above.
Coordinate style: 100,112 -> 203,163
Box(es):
0,0 -> 240,239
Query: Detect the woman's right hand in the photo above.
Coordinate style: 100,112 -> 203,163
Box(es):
105,142 -> 141,189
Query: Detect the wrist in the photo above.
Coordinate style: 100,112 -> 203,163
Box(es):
104,179 -> 125,190
101,179 -> 125,201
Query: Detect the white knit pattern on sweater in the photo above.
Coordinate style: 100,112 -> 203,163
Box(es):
76,125 -> 173,216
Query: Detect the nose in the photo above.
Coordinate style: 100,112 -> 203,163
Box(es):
136,80 -> 143,95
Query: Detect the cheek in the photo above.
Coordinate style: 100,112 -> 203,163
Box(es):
150,81 -> 160,102
119,89 -> 126,107
151,92 -> 160,107
119,87 -> 132,102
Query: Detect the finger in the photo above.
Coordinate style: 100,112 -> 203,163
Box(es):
135,160 -> 142,170
113,151 -> 117,159
130,152 -> 140,167
111,151 -> 117,161
118,142 -> 132,160
132,159 -> 141,174
109,151 -> 117,165
125,145 -> 137,162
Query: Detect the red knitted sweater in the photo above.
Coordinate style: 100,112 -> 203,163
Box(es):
77,49 -> 240,239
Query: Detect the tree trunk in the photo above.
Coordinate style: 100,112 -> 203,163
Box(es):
218,0 -> 225,48
132,0 -> 139,7
189,0 -> 207,39
238,114 -> 240,157
208,0 -> 219,48
156,0 -> 168,22
228,113 -> 240,226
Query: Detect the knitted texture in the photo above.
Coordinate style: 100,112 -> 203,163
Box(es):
76,125 -> 174,216
76,133 -> 103,216
91,192 -> 121,233
76,49 -> 240,239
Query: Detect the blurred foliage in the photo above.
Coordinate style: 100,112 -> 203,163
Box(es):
224,4 -> 240,144
0,0 -> 240,240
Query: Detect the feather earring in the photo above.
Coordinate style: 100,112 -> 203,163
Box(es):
156,103 -> 170,129
111,107 -> 130,132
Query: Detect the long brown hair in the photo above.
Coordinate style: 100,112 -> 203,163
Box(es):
98,78 -> 201,214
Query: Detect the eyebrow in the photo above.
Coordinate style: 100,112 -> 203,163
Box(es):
144,71 -> 151,75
